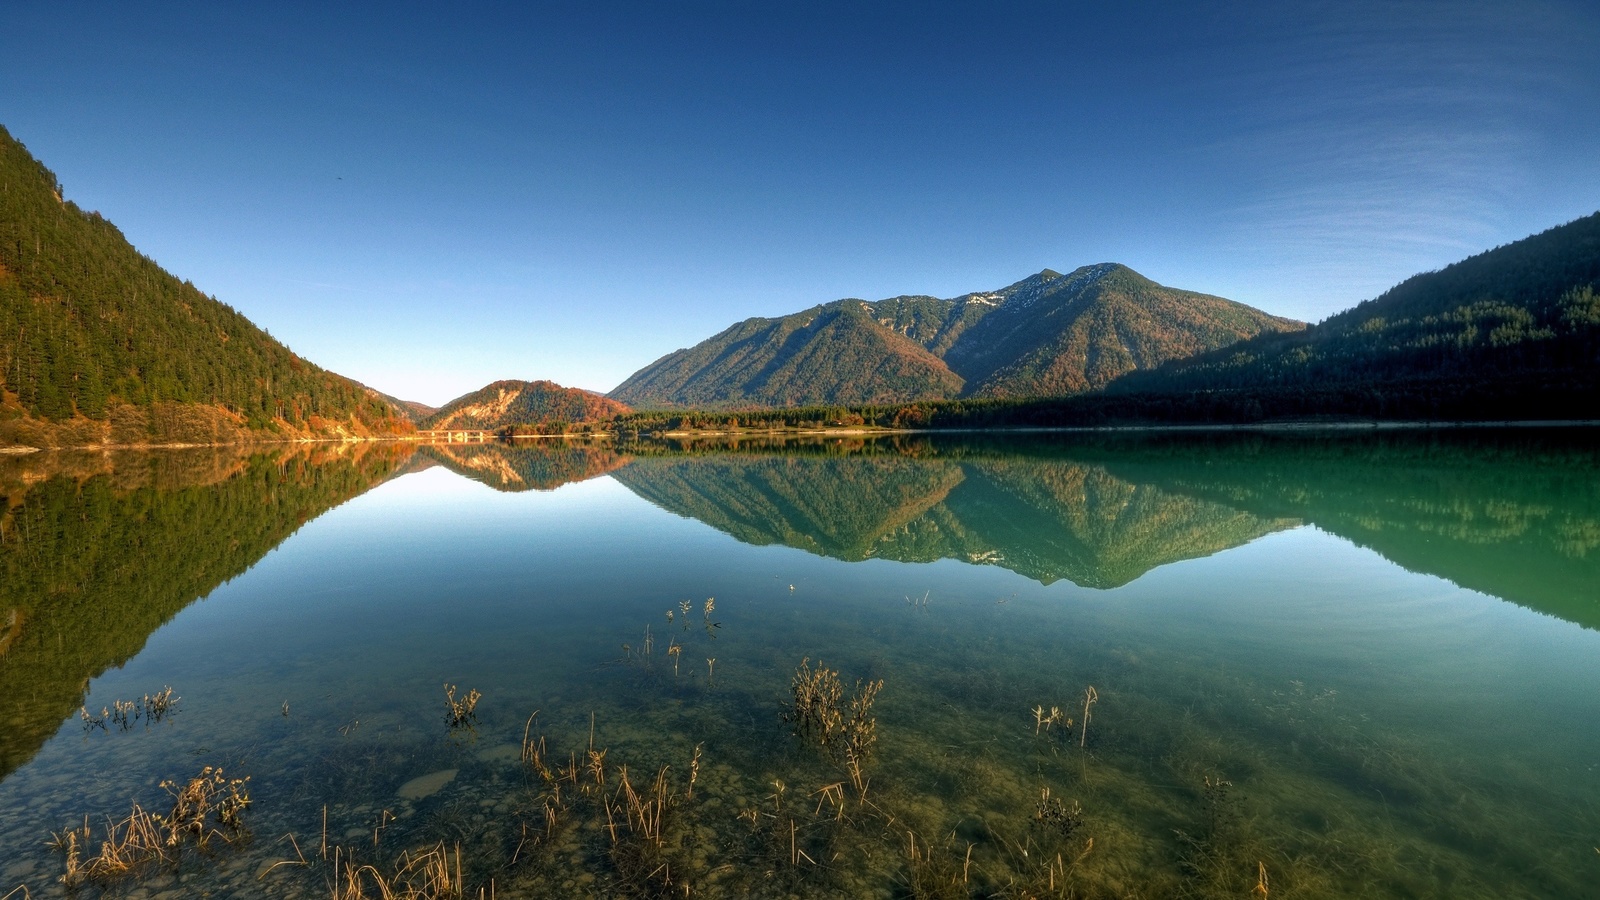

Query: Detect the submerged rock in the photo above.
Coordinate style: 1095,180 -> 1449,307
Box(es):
397,768 -> 458,800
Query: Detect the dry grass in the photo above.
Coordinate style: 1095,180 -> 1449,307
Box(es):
49,766 -> 250,886
443,683 -> 481,729
328,842 -> 479,900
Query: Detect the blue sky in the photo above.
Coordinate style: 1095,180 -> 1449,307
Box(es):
4,1 -> 1598,405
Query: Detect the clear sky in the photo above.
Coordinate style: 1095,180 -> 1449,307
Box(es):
4,1 -> 1598,405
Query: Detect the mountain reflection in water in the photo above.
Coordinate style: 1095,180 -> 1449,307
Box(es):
1,429 -> 1594,785
0,443 -> 416,778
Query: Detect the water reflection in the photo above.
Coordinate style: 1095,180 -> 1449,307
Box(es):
0,430 -> 1597,897
417,441 -> 632,492
613,451 -> 1296,588
0,443 -> 415,778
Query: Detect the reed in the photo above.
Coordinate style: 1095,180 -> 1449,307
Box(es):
1032,705 -> 1071,737
900,829 -> 966,900
1033,787 -> 1083,838
162,765 -> 253,841
443,683 -> 481,729
326,842 -> 469,900
810,782 -> 845,820
785,658 -> 845,747
49,766 -> 251,886
520,712 -> 556,785
143,686 -> 178,721
256,832 -> 310,881
1079,686 -> 1098,749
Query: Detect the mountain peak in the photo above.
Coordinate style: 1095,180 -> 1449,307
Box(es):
612,263 -> 1297,409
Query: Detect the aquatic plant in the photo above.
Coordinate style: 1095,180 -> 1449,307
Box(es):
442,683 -> 481,729
77,686 -> 179,734
327,841 -> 468,900
785,658 -> 884,763
143,685 -> 178,721
1175,773 -> 1256,897
1032,787 -> 1083,839
164,765 -> 253,840
1031,704 -> 1072,737
1079,685 -> 1098,748
48,765 -> 251,886
900,829 -> 970,900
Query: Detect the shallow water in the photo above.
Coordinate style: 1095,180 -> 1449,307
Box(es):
0,432 -> 1597,898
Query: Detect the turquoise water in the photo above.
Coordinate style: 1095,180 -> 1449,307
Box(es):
0,433 -> 1596,897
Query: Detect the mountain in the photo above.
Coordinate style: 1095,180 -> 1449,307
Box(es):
609,300 -> 965,408
610,265 -> 1302,409
425,379 -> 631,431
1110,212 -> 1600,409
375,392 -> 438,424
0,125 -> 413,447
941,264 -> 1304,397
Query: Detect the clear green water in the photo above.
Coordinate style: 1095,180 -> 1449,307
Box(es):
0,432 -> 1597,898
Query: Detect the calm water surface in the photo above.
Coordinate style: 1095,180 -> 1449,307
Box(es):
0,432 -> 1596,898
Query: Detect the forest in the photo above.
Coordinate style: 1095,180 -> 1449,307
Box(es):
0,126 -> 406,444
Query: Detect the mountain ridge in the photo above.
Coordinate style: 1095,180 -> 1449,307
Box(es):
610,264 -> 1303,409
1109,211 -> 1600,401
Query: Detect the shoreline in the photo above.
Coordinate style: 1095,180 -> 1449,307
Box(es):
4,417 -> 1598,453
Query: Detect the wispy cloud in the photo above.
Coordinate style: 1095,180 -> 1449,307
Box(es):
1196,0 -> 1594,312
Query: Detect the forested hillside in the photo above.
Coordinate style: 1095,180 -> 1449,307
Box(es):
426,379 -> 631,432
610,265 -> 1301,409
0,125 -> 410,446
942,264 -> 1304,397
1110,212 -> 1600,409
610,300 -> 965,408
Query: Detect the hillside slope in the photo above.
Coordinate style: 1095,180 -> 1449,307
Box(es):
1111,212 -> 1600,404
611,301 -> 965,408
0,125 -> 411,447
944,265 -> 1304,397
611,266 -> 1301,409
426,379 -> 631,431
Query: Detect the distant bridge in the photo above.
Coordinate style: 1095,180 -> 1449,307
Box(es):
415,429 -> 496,443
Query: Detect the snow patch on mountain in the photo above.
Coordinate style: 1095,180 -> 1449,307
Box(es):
1004,264 -> 1116,311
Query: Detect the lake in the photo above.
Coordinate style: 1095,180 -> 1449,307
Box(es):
1,430 -> 1597,898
